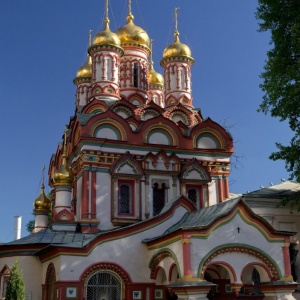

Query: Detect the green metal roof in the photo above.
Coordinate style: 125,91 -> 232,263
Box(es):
144,197 -> 241,242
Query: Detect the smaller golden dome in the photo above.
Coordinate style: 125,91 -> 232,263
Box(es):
76,56 -> 92,78
162,31 -> 192,59
148,61 -> 164,87
34,184 -> 51,212
52,155 -> 74,187
92,19 -> 121,47
116,13 -> 150,49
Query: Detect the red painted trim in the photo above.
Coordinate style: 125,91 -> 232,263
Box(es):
182,233 -> 192,276
218,179 -> 224,202
206,261 -> 237,281
283,243 -> 291,277
91,172 -> 96,219
241,262 -> 272,281
206,267 -> 221,279
79,261 -> 132,284
153,266 -> 163,280
169,263 -> 177,281
81,170 -> 89,219
223,178 -> 229,199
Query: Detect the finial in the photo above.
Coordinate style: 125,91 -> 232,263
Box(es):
127,0 -> 134,22
149,39 -> 154,69
105,0 -> 109,19
62,127 -> 68,160
103,0 -> 110,30
88,30 -> 92,47
40,164 -> 45,190
129,0 -> 132,15
173,7 -> 180,42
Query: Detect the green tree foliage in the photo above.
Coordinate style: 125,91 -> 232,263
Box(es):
5,260 -> 25,300
26,219 -> 35,233
256,0 -> 300,180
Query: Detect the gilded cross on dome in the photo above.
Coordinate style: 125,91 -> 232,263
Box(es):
105,0 -> 109,19
128,0 -> 132,15
174,7 -> 180,33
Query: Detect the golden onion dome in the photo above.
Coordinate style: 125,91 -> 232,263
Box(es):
116,13 -> 150,48
34,184 -> 51,212
148,61 -> 164,87
92,18 -> 121,47
76,55 -> 92,78
52,154 -> 74,187
162,31 -> 192,59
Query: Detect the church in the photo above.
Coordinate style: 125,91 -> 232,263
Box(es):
0,1 -> 298,299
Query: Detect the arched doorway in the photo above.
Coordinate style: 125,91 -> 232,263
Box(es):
204,264 -> 233,300
240,264 -> 268,298
86,270 -> 122,300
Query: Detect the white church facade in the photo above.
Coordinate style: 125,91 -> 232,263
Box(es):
0,1 -> 298,299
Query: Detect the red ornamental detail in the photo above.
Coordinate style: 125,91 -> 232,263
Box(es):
150,252 -> 174,279
201,247 -> 279,280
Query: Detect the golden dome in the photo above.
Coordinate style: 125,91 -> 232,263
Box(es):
116,13 -> 150,48
52,155 -> 74,187
92,19 -> 121,47
34,184 -> 51,212
76,56 -> 92,78
162,31 -> 192,59
148,61 -> 164,86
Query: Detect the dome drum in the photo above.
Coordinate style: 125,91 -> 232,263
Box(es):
88,44 -> 124,57
160,55 -> 194,68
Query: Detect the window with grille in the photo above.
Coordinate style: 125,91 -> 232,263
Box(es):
86,271 -> 122,300
118,180 -> 134,215
153,182 -> 166,216
186,185 -> 204,208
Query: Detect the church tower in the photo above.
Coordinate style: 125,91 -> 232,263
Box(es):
116,0 -> 151,105
88,0 -> 124,102
160,8 -> 194,108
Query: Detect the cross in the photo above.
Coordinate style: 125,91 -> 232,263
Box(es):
173,7 -> 180,33
128,0 -> 132,15
105,0 -> 109,19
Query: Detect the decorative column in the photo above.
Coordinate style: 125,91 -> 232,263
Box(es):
281,238 -> 293,281
182,233 -> 192,279
80,168 -> 99,233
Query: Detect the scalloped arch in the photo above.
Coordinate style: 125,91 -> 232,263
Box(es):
198,245 -> 281,280
80,262 -> 132,284
87,105 -> 106,114
194,128 -> 226,149
144,124 -> 178,146
149,249 -> 182,279
90,118 -> 127,141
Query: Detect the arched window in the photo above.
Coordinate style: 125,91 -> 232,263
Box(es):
153,182 -> 166,216
86,271 -> 122,300
45,265 -> 56,300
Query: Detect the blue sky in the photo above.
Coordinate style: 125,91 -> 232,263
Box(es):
0,1 -> 293,242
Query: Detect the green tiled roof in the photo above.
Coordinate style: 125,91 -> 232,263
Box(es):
7,228 -> 98,248
144,197 -> 241,242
